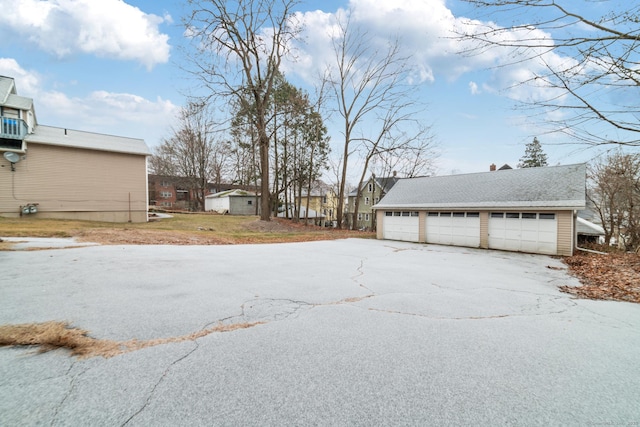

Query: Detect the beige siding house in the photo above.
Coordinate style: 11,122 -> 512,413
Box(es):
1,75 -> 150,223
374,164 -> 586,256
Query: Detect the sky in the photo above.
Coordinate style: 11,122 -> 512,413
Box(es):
0,0 -> 625,179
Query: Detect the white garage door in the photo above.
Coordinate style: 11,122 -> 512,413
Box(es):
488,212 -> 557,255
382,211 -> 420,242
425,212 -> 481,247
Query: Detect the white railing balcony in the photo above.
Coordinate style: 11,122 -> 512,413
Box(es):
1,116 -> 28,139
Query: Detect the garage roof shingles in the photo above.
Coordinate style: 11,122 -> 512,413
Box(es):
375,163 -> 586,210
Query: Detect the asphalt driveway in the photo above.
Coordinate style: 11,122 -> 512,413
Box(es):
1,238 -> 639,426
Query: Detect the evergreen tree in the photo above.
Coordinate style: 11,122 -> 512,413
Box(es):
518,137 -> 548,168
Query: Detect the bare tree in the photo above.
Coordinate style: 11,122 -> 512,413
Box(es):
458,0 -> 640,147
150,102 -> 221,211
327,14 -> 435,229
588,150 -> 640,251
184,0 -> 301,220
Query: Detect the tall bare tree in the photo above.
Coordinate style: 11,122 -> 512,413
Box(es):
458,0 -> 640,147
588,150 -> 640,251
327,14 -> 435,229
184,0 -> 301,220
150,102 -> 221,211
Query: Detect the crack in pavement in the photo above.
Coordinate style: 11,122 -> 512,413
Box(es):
366,304 -> 573,321
50,362 -> 88,427
121,341 -> 199,427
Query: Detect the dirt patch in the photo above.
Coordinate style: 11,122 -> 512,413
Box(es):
76,229 -> 236,245
560,252 -> 640,303
0,320 -> 263,359
74,218 -> 373,245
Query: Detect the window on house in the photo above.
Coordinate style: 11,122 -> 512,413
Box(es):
365,197 -> 370,205
161,181 -> 170,187
247,200 -> 253,205
322,195 -> 327,204
358,213 -> 362,221
364,213 -> 370,221
375,197 -> 379,203
368,183 -> 373,192
160,191 -> 172,198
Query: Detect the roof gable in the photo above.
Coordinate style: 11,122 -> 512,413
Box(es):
375,164 -> 586,209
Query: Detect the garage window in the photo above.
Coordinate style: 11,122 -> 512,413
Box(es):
394,211 -> 401,216
539,213 -> 556,220
506,213 -> 520,219
453,212 -> 465,217
467,212 -> 480,217
522,213 -> 536,219
440,212 -> 452,217
385,211 -> 393,216
411,212 -> 419,217
428,212 -> 438,217
491,212 -> 504,218
401,211 -> 410,216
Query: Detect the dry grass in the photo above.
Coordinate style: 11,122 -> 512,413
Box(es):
0,214 -> 374,246
0,321 -> 263,359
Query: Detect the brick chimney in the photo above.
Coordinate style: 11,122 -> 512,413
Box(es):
490,163 -> 496,171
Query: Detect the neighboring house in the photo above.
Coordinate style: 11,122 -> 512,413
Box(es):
576,202 -> 605,245
576,217 -> 605,245
347,174 -> 400,230
0,76 -> 150,223
205,189 -> 260,215
148,174 -> 259,211
294,180 -> 339,226
148,175 -> 194,210
374,163 -> 586,256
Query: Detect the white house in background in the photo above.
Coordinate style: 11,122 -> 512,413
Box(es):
205,189 -> 260,215
374,163 -> 586,256
0,75 -> 150,222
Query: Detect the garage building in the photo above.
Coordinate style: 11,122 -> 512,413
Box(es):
374,163 -> 586,256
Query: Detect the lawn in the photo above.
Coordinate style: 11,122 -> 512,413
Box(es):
0,213 -> 374,246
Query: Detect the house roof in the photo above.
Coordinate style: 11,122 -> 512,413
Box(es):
577,217 -> 605,236
374,163 -> 586,210
349,175 -> 400,196
25,125 -> 150,156
0,75 -> 17,104
1,75 -> 36,123
206,189 -> 257,199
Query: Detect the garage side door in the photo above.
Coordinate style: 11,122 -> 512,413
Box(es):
488,212 -> 557,255
382,211 -> 420,242
426,212 -> 480,247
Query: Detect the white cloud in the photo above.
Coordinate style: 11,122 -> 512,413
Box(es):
0,58 -> 179,145
0,0 -> 170,69
287,0 -> 576,107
